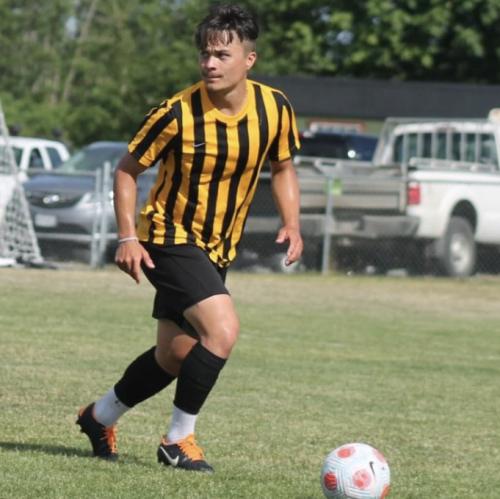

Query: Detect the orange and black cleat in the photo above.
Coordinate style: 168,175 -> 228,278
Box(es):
76,403 -> 118,461
157,434 -> 213,472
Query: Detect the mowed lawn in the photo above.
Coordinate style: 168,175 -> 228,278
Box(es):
0,267 -> 499,498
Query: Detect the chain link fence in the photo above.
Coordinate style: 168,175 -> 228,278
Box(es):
26,160 -> 500,276
235,168 -> 333,273
237,158 -> 500,276
25,163 -> 114,266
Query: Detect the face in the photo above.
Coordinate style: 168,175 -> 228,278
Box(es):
199,31 -> 256,95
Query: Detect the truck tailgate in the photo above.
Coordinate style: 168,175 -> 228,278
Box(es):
334,163 -> 406,213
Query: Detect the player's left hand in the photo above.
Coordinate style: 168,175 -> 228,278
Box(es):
275,226 -> 303,265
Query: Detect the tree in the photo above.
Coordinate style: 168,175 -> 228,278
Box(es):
318,0 -> 500,82
0,0 -> 202,146
0,0 -> 73,138
1,0 -> 500,147
56,0 -> 205,145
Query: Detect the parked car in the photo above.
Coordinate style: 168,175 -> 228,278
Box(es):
321,111 -> 500,276
24,141 -> 155,259
0,136 -> 70,179
296,130 -> 378,162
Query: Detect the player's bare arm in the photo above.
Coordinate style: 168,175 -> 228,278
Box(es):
270,159 -> 303,265
113,153 -> 154,283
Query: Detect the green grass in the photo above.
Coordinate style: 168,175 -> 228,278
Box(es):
1,267 -> 499,498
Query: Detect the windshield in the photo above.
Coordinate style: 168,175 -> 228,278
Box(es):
0,145 -> 22,166
347,136 -> 378,161
298,134 -> 378,161
299,136 -> 348,158
57,144 -> 126,172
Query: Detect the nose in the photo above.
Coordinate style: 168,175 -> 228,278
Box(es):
201,54 -> 217,71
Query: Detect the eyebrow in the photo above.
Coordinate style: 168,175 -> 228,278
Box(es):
200,48 -> 232,56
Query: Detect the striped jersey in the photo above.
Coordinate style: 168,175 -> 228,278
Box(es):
129,79 -> 300,267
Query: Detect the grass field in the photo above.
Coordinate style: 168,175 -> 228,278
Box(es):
1,267 -> 499,498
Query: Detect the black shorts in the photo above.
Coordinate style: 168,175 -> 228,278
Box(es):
140,242 -> 228,327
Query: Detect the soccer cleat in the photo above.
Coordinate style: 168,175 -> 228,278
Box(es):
76,403 -> 118,461
157,434 -> 214,472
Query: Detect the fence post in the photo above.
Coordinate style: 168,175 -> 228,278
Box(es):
321,175 -> 335,275
90,168 -> 103,268
97,161 -> 112,267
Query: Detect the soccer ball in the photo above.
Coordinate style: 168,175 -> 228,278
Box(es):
320,443 -> 391,499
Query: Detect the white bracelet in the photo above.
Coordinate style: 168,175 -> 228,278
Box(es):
118,236 -> 139,244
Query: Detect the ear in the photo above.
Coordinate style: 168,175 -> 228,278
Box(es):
246,51 -> 257,71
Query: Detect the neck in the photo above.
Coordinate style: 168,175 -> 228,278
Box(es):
206,80 -> 248,116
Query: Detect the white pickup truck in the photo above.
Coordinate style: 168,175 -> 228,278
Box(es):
0,136 -> 70,180
329,110 -> 500,277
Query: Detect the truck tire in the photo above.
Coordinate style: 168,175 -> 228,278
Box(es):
437,217 -> 476,277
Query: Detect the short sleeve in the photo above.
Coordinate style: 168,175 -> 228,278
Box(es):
128,100 -> 179,168
268,92 -> 300,162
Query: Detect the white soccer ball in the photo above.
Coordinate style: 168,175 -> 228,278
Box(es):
320,443 -> 391,499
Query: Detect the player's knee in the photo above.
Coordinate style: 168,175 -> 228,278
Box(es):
221,316 -> 240,349
154,346 -> 176,373
206,316 -> 239,357
155,335 -> 197,375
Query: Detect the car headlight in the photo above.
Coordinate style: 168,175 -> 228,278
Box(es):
80,190 -> 114,205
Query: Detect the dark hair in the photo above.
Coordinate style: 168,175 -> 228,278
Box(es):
195,4 -> 259,50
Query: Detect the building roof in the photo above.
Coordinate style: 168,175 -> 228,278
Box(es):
255,75 -> 500,120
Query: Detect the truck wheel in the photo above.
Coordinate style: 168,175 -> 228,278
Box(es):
438,217 -> 476,277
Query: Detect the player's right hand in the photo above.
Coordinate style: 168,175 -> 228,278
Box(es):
115,240 -> 155,284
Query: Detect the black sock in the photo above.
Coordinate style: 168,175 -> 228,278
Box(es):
114,346 -> 175,408
173,342 -> 226,415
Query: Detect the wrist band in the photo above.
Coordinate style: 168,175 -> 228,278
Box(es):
118,236 -> 139,244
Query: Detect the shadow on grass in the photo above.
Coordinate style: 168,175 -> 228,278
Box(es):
0,441 -> 89,458
0,441 -> 150,467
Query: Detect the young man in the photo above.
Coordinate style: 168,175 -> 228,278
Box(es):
76,3 -> 303,472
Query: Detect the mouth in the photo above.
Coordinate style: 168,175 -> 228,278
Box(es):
203,74 -> 222,82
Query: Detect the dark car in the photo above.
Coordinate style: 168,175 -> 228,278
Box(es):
297,131 -> 378,162
24,141 -> 156,258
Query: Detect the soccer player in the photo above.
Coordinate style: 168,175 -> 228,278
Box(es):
77,3 -> 303,472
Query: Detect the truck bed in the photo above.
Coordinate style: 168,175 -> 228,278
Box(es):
333,163 -> 406,214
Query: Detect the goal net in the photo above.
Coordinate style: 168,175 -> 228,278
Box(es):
0,103 -> 42,266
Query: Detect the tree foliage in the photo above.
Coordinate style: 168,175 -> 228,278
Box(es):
319,0 -> 500,81
0,0 -> 201,146
1,0 -> 499,147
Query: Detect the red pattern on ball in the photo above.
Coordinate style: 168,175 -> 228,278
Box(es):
353,469 -> 372,490
381,484 -> 391,498
337,445 -> 355,458
324,471 -> 338,491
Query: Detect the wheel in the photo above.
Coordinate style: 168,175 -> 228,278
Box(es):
437,217 -> 476,277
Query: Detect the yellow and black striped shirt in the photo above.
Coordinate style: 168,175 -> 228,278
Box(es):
129,79 -> 299,267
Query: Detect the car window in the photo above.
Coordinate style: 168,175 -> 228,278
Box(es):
28,148 -> 44,168
465,134 -> 476,162
436,132 -> 447,160
393,135 -> 403,163
407,133 -> 418,161
451,133 -> 461,161
299,134 -> 377,161
47,146 -> 64,167
0,145 -> 23,167
346,136 -> 378,160
479,133 -> 498,166
422,133 -> 432,158
299,136 -> 347,158
59,145 -> 126,172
